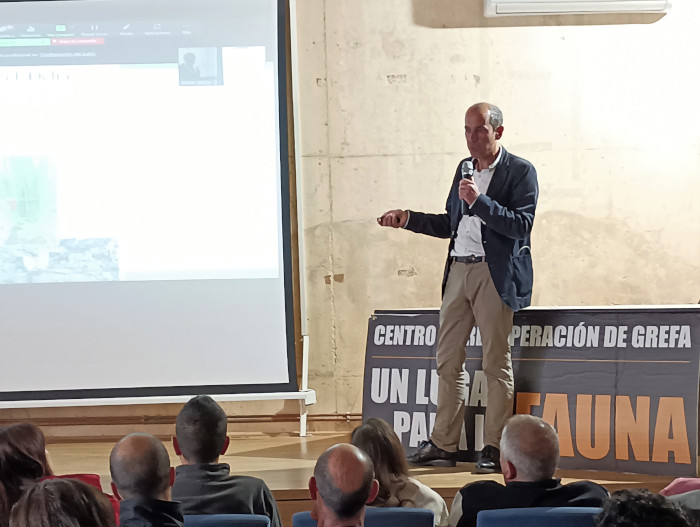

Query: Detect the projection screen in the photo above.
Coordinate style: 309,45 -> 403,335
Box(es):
0,0 -> 297,402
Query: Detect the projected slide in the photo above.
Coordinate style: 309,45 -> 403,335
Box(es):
0,0 -> 295,398
0,48 -> 278,284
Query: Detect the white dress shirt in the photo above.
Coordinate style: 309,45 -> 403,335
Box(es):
451,148 -> 502,257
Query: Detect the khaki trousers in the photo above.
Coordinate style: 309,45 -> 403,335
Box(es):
430,261 -> 514,452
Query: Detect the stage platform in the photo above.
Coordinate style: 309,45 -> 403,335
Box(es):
47,432 -> 679,527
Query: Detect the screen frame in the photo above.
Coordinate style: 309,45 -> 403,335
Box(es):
0,0 -> 299,403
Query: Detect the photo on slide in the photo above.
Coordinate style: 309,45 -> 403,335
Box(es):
0,156 -> 119,284
178,47 -> 222,86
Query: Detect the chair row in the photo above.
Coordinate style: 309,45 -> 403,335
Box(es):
185,506 -> 601,527
294,507 -> 601,527
184,514 -> 271,527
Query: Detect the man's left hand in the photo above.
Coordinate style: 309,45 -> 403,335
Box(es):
459,178 -> 480,206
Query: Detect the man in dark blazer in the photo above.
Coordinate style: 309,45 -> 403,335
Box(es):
378,102 -> 538,473
449,415 -> 608,527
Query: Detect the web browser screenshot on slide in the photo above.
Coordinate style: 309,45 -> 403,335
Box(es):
0,0 -> 281,285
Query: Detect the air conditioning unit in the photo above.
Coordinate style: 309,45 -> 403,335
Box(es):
484,0 -> 671,17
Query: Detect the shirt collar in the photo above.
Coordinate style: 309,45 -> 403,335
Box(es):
118,497 -> 184,526
175,463 -> 230,476
505,478 -> 561,489
475,146 -> 502,171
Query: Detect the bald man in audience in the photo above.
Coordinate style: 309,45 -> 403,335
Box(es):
309,444 -> 379,527
449,415 -> 608,527
110,433 -> 184,527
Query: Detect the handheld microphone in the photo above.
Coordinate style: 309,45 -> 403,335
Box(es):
460,159 -> 474,215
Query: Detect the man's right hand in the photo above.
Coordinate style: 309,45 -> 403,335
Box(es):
377,209 -> 408,228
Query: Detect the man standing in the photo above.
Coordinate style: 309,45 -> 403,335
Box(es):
378,103 -> 538,472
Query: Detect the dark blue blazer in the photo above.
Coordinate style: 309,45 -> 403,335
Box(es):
405,147 -> 538,312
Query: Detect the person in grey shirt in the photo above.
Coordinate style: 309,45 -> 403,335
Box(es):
171,395 -> 281,527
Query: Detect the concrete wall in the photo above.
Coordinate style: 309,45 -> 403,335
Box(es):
3,1 -> 698,436
295,0 -> 700,417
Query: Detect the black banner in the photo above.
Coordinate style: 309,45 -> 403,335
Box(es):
362,307 -> 700,476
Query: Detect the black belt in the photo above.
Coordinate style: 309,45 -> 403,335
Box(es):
452,255 -> 486,264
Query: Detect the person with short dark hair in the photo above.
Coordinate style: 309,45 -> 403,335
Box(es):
309,443 -> 379,527
110,433 -> 184,527
351,418 -> 448,526
596,489 -> 691,527
449,415 -> 608,527
171,395 -> 281,527
9,478 -> 115,527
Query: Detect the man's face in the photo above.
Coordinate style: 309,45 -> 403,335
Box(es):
464,107 -> 501,159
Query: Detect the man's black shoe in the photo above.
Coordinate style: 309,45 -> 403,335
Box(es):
474,445 -> 501,474
406,440 -> 457,467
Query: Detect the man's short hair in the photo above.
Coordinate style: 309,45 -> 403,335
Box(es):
175,395 -> 228,463
109,433 -> 171,500
487,104 -> 503,130
596,489 -> 691,527
314,445 -> 374,519
500,414 -> 559,481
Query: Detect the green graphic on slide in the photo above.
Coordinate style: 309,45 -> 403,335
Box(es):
0,156 -> 119,284
0,157 -> 58,247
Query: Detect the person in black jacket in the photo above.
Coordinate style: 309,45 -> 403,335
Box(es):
378,102 -> 538,473
171,395 -> 281,527
110,433 -> 184,527
448,415 -> 608,527
309,444 -> 379,527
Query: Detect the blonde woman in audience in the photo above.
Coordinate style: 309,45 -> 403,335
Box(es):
351,418 -> 449,527
10,478 -> 115,527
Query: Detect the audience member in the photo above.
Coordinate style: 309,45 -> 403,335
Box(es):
110,433 -> 184,527
0,423 -> 53,527
309,443 -> 379,527
351,418 -> 448,526
596,488 -> 692,527
0,422 -> 119,526
9,478 -> 115,527
171,395 -> 281,527
449,414 -> 608,527
663,479 -> 700,497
